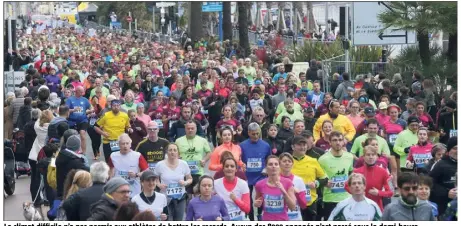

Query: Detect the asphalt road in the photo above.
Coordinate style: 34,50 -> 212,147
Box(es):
3,134 -> 214,221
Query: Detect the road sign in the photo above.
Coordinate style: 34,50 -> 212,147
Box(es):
202,2 -> 223,12
156,2 -> 176,8
352,2 -> 416,46
110,22 -> 122,29
126,16 -> 132,22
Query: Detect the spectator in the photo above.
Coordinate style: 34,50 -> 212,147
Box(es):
88,177 -> 131,221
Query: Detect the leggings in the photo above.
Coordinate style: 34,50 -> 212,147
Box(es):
248,185 -> 263,221
87,126 -> 101,157
168,197 -> 187,221
29,159 -> 42,206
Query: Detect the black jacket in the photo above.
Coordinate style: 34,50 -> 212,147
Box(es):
429,155 -> 457,214
438,111 -> 457,144
276,127 -> 294,142
203,94 -> 225,125
16,105 -> 31,130
24,119 -> 37,154
304,117 -> 317,133
264,137 -> 285,156
56,149 -> 90,199
167,119 -> 205,142
241,120 -> 270,141
62,182 -> 105,221
87,194 -> 119,221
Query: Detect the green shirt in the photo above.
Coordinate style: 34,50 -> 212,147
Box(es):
318,151 -> 354,203
90,86 -> 110,98
274,109 -> 304,126
351,134 -> 390,157
195,81 -> 214,92
275,102 -> 302,117
121,102 -> 137,112
175,135 -> 211,175
393,129 -> 418,168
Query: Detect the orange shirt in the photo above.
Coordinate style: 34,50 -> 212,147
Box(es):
208,142 -> 244,171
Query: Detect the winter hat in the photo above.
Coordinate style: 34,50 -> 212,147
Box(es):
103,177 -> 129,194
66,135 -> 81,152
446,136 -> 457,153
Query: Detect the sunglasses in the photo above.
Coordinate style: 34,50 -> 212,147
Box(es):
401,186 -> 419,192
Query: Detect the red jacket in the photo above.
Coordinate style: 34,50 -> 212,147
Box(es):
346,164 -> 393,211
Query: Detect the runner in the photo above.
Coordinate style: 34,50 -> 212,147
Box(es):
108,133 -> 149,197
393,116 -> 420,172
279,153 -> 307,221
209,127 -> 244,172
313,99 -> 356,143
66,86 -> 93,154
175,120 -> 211,197
94,99 -> 132,162
154,143 -> 193,221
318,131 -> 355,219
168,106 -> 205,142
214,157 -> 251,221
131,171 -> 168,220
254,155 -> 297,221
328,173 -> 382,221
135,121 -> 170,172
406,127 -> 434,174
351,119 -> 391,158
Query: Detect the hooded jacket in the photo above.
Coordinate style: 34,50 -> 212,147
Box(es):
46,116 -> 69,142
29,121 -> 49,161
16,105 -> 31,130
62,182 -> 105,221
56,148 -> 90,199
382,198 -> 435,221
334,80 -> 354,101
87,194 -> 119,221
429,155 -> 457,214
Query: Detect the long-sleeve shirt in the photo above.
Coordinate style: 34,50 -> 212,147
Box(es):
347,164 -> 393,211
209,142 -> 244,171
313,113 -> 356,142
186,195 -> 229,221
214,177 -> 251,220
393,129 -> 418,169
240,139 -> 271,186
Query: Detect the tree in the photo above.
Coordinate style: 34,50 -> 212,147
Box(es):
223,1 -> 232,41
238,2 -> 250,57
378,2 -> 457,75
96,2 -> 152,31
189,2 -> 203,42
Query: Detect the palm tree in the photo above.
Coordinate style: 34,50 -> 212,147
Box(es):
189,1 -> 203,42
378,2 -> 456,73
223,1 -> 232,41
238,1 -> 250,57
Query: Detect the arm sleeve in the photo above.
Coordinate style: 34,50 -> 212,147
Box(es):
407,148 -> 414,162
296,190 -> 308,209
344,118 -> 356,141
327,204 -> 341,221
334,84 -> 343,100
350,139 -> 360,156
208,150 -> 222,171
185,202 -> 194,220
377,173 -> 394,198
233,193 -> 251,214
381,206 -> 391,221
313,118 -> 323,141
138,155 -> 149,171
393,134 -> 406,157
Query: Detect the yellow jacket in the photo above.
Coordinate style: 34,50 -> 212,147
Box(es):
313,113 -> 356,142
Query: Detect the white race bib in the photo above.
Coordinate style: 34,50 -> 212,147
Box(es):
148,162 -> 157,171
246,158 -> 262,172
169,120 -> 177,129
450,130 -> 457,138
388,134 -> 398,144
227,205 -> 244,221
305,187 -> 312,203
187,161 -> 199,174
413,153 -> 432,168
166,183 -> 185,199
110,141 -> 120,152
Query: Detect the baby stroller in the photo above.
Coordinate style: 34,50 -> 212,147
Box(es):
12,128 -> 31,178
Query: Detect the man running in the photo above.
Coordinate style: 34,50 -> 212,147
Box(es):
66,86 -> 93,154
135,121 -> 170,172
328,173 -> 382,221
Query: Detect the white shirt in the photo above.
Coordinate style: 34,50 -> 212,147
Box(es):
328,196 -> 382,221
154,160 -> 191,200
132,192 -> 167,219
214,177 -> 249,221
110,151 -> 143,197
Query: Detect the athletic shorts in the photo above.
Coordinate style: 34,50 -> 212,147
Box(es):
76,122 -> 89,132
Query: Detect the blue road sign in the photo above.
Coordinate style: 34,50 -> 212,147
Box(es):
202,2 -> 223,12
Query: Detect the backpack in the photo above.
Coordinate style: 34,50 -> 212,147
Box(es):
47,154 -> 58,190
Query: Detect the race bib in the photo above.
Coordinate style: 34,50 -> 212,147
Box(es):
166,183 -> 185,199
246,158 -> 262,172
331,175 -> 347,193
388,134 -> 398,144
89,117 -> 97,126
264,194 -> 284,213
227,205 -> 244,221
305,187 -> 312,203
287,205 -> 300,221
187,161 -> 199,174
201,107 -> 208,115
117,171 -> 133,184
413,153 -> 432,168
450,130 -> 457,138
154,119 -> 163,128
110,141 -> 120,152
148,162 -> 157,171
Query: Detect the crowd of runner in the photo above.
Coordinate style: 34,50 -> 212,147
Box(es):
4,24 -> 458,221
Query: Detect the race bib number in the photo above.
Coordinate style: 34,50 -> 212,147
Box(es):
89,117 -> 97,126
154,119 -> 163,128
110,141 -> 120,152
201,107 -> 208,115
331,175 -> 347,193
388,134 -> 398,144
413,153 -> 432,168
166,183 -> 185,199
148,163 -> 157,171
450,130 -> 457,138
305,187 -> 312,203
187,161 -> 199,174
246,158 -> 262,172
228,206 -> 243,221
287,205 -> 300,221
264,195 -> 284,213
117,171 -> 133,184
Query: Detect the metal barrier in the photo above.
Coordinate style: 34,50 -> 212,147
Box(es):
4,71 -> 16,96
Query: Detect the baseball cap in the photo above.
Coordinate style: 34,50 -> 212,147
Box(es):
140,170 -> 158,181
364,107 -> 375,116
292,135 -> 308,144
407,116 -> 421,124
378,102 -> 388,110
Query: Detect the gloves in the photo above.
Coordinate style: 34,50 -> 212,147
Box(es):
404,147 -> 411,154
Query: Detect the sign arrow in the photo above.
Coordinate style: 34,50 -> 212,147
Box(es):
378,33 -> 407,40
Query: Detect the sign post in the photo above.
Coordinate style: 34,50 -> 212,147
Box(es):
202,2 -> 223,42
352,2 -> 416,46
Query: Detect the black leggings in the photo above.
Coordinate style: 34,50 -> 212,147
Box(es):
87,126 -> 101,157
248,185 -> 263,221
29,159 -> 42,206
208,123 -> 218,147
322,202 -> 338,220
